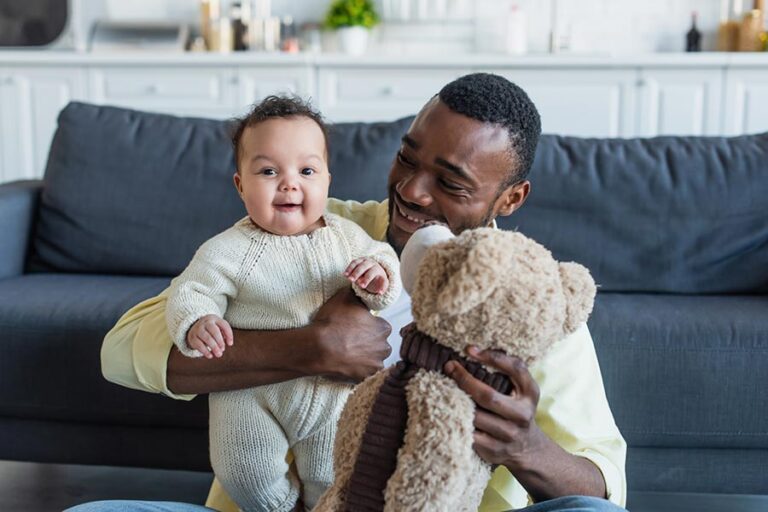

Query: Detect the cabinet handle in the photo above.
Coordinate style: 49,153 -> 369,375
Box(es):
3,76 -> 14,85
380,86 -> 394,96
636,79 -> 646,87
145,84 -> 159,94
230,76 -> 240,85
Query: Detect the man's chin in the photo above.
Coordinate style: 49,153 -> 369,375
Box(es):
386,227 -> 406,257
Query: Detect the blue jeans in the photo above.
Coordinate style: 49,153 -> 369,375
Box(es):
520,496 -> 627,511
65,495 -> 625,511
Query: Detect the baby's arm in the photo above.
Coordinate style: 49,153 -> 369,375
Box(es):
400,224 -> 454,295
342,221 -> 401,311
166,237 -> 239,359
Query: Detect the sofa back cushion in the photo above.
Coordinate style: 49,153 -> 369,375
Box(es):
33,102 -> 768,293
503,133 -> 768,293
30,102 -> 410,276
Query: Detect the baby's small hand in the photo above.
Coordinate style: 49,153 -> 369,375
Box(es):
186,314 -> 234,359
344,257 -> 390,295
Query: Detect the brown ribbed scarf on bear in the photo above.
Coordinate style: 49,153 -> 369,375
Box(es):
342,322 -> 512,511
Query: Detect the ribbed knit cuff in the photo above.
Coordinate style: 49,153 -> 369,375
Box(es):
399,323 -> 513,394
352,255 -> 402,311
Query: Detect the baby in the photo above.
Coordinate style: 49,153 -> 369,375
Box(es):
165,96 -> 401,512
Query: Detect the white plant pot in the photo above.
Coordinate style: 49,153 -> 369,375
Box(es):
337,26 -> 369,56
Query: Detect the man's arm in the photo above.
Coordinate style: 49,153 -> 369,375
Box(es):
102,287 -> 393,398
168,287 -> 393,394
444,324 -> 626,506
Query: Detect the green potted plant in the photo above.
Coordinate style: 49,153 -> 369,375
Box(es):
324,0 -> 380,55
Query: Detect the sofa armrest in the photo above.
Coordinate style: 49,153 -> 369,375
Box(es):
0,180 -> 43,279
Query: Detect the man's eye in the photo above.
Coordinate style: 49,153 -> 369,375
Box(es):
440,179 -> 463,191
397,151 -> 415,168
301,168 -> 315,176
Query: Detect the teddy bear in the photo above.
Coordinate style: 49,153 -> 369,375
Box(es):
314,225 -> 597,512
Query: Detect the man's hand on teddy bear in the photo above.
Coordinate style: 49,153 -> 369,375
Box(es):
187,314 -> 234,359
344,257 -> 390,295
444,346 -> 545,468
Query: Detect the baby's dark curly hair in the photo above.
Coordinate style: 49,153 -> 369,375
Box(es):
438,73 -> 541,186
231,95 -> 327,172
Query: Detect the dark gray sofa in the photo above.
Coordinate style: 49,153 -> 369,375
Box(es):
1,102 -> 766,507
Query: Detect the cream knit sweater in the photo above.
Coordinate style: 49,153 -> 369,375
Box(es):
167,212 -> 401,356
165,212 -> 400,512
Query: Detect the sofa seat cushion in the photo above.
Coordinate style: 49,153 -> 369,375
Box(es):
589,293 -> 768,450
0,274 -> 207,428
627,446 -> 768,495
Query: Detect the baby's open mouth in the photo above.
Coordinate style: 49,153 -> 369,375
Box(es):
274,203 -> 301,212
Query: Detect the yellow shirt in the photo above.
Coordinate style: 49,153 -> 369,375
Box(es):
101,198 -> 627,511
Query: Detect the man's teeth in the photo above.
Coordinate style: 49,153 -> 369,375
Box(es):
399,204 -> 428,225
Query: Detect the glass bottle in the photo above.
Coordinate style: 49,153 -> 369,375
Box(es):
686,11 -> 702,52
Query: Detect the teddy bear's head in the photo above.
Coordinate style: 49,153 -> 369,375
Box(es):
410,228 -> 596,365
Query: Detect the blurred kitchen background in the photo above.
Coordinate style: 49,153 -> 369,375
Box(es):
1,0 -> 767,183
4,0 -> 763,53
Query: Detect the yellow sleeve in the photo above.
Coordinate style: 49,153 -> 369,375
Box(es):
479,323 -> 627,511
100,287 -> 196,401
326,197 -> 389,242
205,478 -> 240,512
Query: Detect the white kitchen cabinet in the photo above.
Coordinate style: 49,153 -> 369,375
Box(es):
237,66 -> 314,114
317,67 -> 470,122
487,68 -> 639,138
637,68 -> 723,137
2,53 -> 767,185
0,73 -> 31,184
0,67 -> 85,183
89,66 -> 238,119
724,69 -> 768,136
88,65 -> 315,121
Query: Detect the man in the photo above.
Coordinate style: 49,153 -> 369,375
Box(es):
79,73 -> 626,512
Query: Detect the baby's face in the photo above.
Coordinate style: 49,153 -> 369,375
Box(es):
234,117 -> 330,236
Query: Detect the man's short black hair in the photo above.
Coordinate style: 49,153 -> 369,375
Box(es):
231,95 -> 327,171
438,73 -> 541,186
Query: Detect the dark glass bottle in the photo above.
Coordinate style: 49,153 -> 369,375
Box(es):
686,11 -> 703,52
230,2 -> 248,51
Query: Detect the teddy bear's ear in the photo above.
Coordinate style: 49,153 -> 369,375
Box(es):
435,233 -> 502,316
558,262 -> 597,334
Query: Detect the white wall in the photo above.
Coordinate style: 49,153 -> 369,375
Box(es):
79,0 -> 734,53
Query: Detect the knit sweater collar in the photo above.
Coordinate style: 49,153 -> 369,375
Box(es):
235,213 -> 335,241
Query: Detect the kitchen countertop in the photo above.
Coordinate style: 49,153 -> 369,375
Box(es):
1,50 -> 768,67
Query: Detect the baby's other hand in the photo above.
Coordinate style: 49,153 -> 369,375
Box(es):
344,257 -> 390,295
186,314 -> 234,359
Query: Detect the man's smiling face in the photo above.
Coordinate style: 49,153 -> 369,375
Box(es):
386,97 -> 530,255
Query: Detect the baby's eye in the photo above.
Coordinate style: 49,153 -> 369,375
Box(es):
301,168 -> 315,176
261,168 -> 277,176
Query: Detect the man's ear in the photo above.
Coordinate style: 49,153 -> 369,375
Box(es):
494,180 -> 530,217
233,172 -> 243,196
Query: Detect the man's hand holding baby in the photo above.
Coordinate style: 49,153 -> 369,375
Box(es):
187,314 -> 234,359
344,257 -> 390,295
